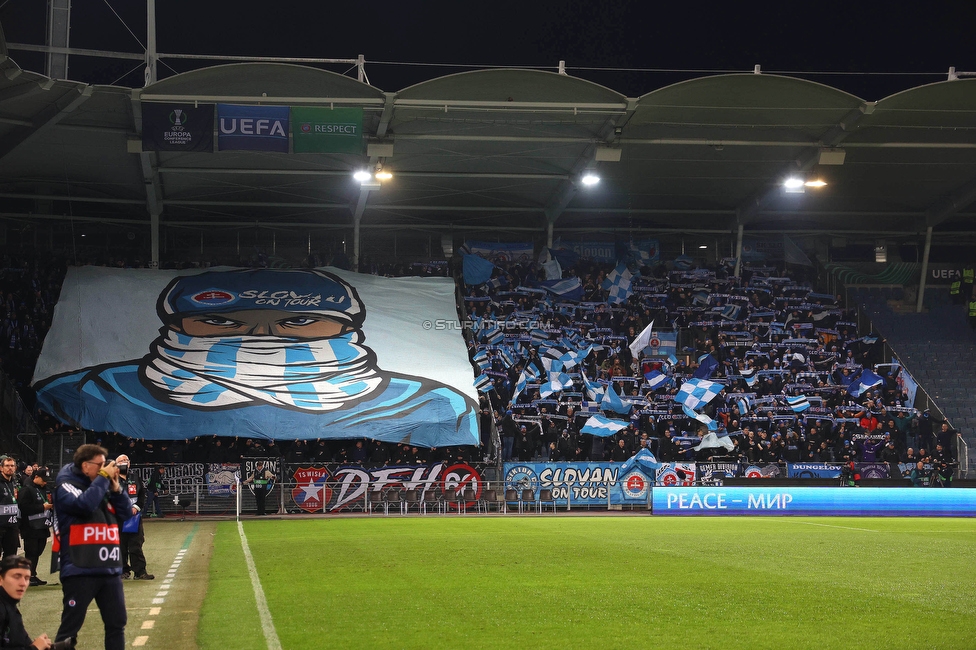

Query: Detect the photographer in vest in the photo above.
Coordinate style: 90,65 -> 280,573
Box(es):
16,468 -> 52,587
0,457 -> 21,562
53,444 -> 133,650
114,456 -> 153,581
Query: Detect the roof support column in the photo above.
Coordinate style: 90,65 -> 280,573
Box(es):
44,0 -> 71,79
350,188 -> 373,272
916,226 -> 933,313
546,218 -> 554,249
150,209 -> 160,268
733,223 -> 744,278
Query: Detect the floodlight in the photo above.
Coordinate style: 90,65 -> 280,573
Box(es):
581,173 -> 600,186
804,179 -> 827,188
783,177 -> 804,189
353,170 -> 372,182
375,170 -> 393,181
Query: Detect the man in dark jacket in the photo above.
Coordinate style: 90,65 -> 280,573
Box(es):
145,468 -> 167,518
0,457 -> 20,561
16,469 -> 52,586
115,456 -> 153,581
0,555 -> 54,649
53,444 -> 132,650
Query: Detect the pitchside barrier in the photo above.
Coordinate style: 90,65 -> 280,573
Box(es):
111,459 -> 976,518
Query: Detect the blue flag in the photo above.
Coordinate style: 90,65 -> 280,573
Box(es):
462,254 -> 496,286
847,369 -> 884,397
693,354 -> 719,379
581,414 -> 629,437
601,383 -> 632,414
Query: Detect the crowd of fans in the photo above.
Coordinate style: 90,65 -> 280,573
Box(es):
465,252 -> 959,482
0,249 -> 960,488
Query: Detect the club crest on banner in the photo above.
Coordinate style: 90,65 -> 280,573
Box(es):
621,471 -> 649,499
504,465 -> 540,492
291,467 -> 331,513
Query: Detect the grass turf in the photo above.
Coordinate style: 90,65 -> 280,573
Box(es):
198,517 -> 976,649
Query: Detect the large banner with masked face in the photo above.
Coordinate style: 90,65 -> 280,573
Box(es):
32,267 -> 479,447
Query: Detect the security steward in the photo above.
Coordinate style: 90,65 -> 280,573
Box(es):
0,555 -> 55,649
53,444 -> 133,650
242,461 -> 274,516
115,456 -> 153,581
16,469 -> 53,586
0,457 -> 20,561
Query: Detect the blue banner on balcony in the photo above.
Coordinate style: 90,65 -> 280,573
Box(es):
217,104 -> 290,152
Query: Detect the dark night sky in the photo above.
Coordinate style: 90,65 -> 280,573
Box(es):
1,0 -> 974,100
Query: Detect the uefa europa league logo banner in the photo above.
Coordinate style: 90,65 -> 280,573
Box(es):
141,102 -> 215,152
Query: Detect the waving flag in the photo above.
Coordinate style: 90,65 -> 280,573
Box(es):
540,277 -> 584,301
539,372 -> 573,398
787,395 -> 811,412
682,404 -> 719,431
602,263 -> 634,304
580,369 -> 605,402
736,395 -> 751,416
693,353 -> 719,379
581,414 -> 629,437
673,255 -> 694,271
694,431 -> 734,452
498,348 -> 516,369
510,370 -> 530,404
644,370 -> 669,391
740,366 -> 758,387
620,447 -> 659,473
628,320 -> 655,357
601,383 -> 632,414
847,368 -> 884,398
462,254 -> 496,286
676,378 -> 724,411
474,374 -> 494,393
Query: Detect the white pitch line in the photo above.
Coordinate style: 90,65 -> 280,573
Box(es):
788,520 -> 879,533
238,520 -> 282,650
133,636 -> 149,647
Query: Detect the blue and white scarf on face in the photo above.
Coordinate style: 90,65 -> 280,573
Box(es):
142,329 -> 383,411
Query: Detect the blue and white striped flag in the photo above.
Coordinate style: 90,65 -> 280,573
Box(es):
472,349 -> 489,363
530,329 -> 550,344
580,369 -> 605,402
581,414 -> 629,437
498,347 -> 516,369
474,374 -> 494,393
721,304 -> 741,321
601,383 -> 632,414
740,366 -> 757,387
682,404 -> 719,431
736,395 -> 751,416
539,372 -> 573,398
786,395 -> 810,412
644,370 -> 669,391
485,275 -> 509,291
510,370 -> 529,404
847,368 -> 884,398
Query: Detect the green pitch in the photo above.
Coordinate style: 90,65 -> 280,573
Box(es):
198,517 -> 976,650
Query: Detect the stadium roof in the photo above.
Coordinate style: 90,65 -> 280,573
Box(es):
2,53 -> 976,254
